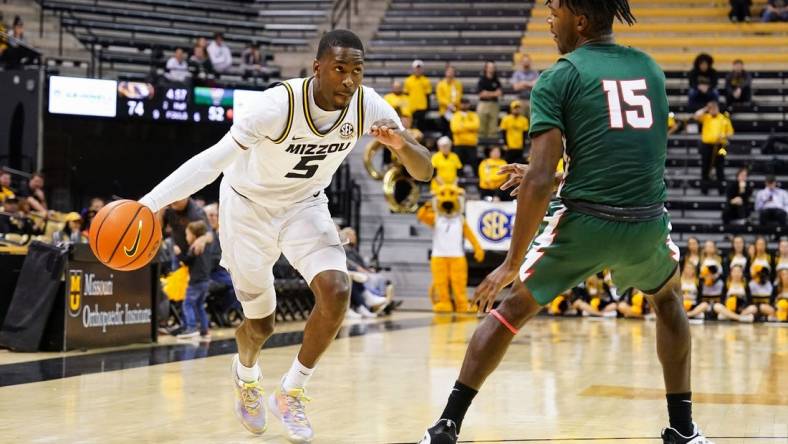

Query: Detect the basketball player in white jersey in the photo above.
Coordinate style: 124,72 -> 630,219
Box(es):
138,30 -> 432,442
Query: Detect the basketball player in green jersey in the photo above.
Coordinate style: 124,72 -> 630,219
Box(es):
420,1 -> 712,443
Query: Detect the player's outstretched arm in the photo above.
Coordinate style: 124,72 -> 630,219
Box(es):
369,118 -> 434,181
138,132 -> 245,212
472,128 -> 563,312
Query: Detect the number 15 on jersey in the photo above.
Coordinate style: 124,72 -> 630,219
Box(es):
602,79 -> 654,129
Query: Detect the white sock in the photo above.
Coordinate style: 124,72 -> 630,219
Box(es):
282,357 -> 314,391
234,354 -> 261,383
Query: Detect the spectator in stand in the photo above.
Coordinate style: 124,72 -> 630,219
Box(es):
431,136 -> 463,193
173,220 -> 212,340
723,167 -> 752,224
510,54 -> 539,105
436,64 -> 463,136
341,227 -> 394,315
0,171 -> 15,204
679,261 -> 707,320
477,61 -> 503,139
725,235 -> 750,277
765,267 -> 788,322
499,100 -> 529,164
762,0 -> 788,21
729,0 -> 752,22
53,212 -> 87,244
164,197 -> 214,260
0,12 -> 7,58
776,236 -> 788,270
714,264 -> 755,322
404,59 -> 432,132
478,146 -> 508,201
383,80 -> 410,119
81,196 -> 105,234
0,196 -> 39,236
241,42 -> 268,84
164,48 -> 191,83
725,59 -> 752,106
450,97 -> 480,174
699,241 -> 725,316
688,53 -> 719,111
683,236 -> 701,270
190,45 -> 213,77
3,16 -> 26,69
23,172 -> 47,213
694,100 -> 733,195
755,175 -> 788,226
207,32 -> 233,74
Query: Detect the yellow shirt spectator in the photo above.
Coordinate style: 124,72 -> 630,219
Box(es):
432,152 -> 462,185
478,157 -> 508,190
436,78 -> 462,116
499,114 -> 529,150
699,113 -> 734,145
450,111 -> 480,146
383,91 -> 411,118
0,186 -> 14,204
404,74 -> 432,113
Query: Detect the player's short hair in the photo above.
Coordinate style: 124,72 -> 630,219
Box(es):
316,29 -> 364,60
559,0 -> 636,35
187,220 -> 208,238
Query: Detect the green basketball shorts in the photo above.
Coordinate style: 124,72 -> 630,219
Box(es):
519,200 -> 680,306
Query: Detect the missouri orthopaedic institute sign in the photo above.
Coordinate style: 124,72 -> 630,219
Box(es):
65,256 -> 153,350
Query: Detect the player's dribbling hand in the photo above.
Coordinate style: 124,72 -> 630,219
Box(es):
370,119 -> 405,150
472,262 -> 519,313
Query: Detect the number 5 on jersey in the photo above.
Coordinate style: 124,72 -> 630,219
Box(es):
286,155 -> 326,179
602,79 -> 653,129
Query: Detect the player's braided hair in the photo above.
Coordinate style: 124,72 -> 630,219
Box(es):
558,0 -> 637,35
316,29 -> 364,59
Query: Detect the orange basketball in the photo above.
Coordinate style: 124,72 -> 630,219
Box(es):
88,199 -> 162,271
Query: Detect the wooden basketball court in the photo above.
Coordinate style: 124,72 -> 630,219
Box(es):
1,313 -> 786,443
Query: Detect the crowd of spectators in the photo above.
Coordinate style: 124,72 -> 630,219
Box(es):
548,236 -> 788,323
162,32 -> 270,86
383,58 -> 537,202
729,0 -> 788,22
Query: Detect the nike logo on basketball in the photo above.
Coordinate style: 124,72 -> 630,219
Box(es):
123,220 -> 143,257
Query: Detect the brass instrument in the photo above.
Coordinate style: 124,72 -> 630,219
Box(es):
362,129 -> 424,213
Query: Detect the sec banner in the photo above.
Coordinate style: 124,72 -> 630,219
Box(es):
465,200 -> 517,251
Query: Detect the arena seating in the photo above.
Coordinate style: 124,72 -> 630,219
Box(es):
363,0 -> 787,257
36,0 -> 326,81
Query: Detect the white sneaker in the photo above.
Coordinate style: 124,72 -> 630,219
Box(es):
644,313 -> 657,321
355,305 -> 377,318
269,379 -> 314,443
345,308 -> 362,320
602,311 -> 617,318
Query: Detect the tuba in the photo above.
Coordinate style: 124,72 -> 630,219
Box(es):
362,128 -> 423,213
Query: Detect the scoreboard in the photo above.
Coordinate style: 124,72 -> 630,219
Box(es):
48,76 -> 265,124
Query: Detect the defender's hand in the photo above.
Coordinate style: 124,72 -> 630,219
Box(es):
499,163 -> 528,197
473,249 -> 486,263
472,261 -> 519,313
370,119 -> 405,150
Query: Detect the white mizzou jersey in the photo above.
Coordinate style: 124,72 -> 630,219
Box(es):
226,77 -> 401,206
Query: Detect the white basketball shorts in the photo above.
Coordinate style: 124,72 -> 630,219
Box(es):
217,179 -> 348,318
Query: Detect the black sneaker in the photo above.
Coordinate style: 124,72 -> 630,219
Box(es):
419,419 -> 458,444
662,423 -> 714,443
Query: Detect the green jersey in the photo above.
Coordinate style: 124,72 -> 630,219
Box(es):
529,43 -> 669,206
